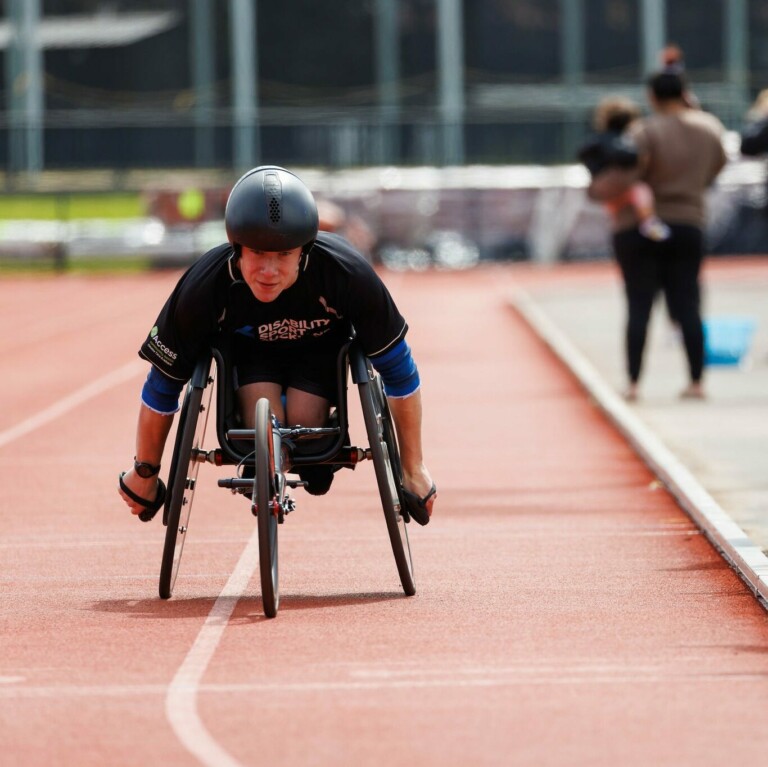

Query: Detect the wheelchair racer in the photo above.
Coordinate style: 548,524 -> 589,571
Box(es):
118,165 -> 436,524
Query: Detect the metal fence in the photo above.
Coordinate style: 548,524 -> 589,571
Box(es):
1,0 -> 766,179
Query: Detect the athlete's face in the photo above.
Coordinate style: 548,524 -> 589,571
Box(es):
239,245 -> 302,302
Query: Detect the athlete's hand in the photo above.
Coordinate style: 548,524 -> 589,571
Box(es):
402,463 -> 436,519
118,468 -> 161,516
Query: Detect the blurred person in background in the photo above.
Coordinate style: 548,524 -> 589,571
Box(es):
740,89 -> 768,206
316,197 -> 377,262
578,95 -> 670,242
739,89 -> 768,158
587,47 -> 727,402
118,165 -> 436,525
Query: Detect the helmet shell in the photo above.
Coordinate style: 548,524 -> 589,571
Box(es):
225,166 -> 319,251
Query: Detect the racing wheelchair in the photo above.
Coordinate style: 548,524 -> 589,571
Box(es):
155,336 -> 417,618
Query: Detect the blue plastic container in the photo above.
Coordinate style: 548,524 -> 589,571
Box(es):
703,316 -> 757,366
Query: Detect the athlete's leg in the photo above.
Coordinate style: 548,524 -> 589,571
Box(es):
237,382 -> 285,427
284,387 -> 336,496
235,344 -> 339,495
235,342 -> 335,430
284,387 -> 331,428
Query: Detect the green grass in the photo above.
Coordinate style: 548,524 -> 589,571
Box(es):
0,193 -> 146,220
0,256 -> 153,275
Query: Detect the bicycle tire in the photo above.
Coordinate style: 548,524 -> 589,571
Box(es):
158,363 -> 215,599
255,397 -> 279,618
358,375 -> 416,596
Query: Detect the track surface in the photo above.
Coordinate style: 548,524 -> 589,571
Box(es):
2,266 -> 768,766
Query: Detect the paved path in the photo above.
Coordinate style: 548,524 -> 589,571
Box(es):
508,257 -> 768,597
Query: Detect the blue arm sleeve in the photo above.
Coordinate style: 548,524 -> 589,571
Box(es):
370,339 -> 420,398
141,366 -> 184,415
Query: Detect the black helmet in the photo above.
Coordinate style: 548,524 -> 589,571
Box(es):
225,166 -> 319,251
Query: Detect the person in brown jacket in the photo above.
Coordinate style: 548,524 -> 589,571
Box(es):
588,53 -> 727,402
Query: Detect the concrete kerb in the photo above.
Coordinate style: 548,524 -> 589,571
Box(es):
509,287 -> 768,610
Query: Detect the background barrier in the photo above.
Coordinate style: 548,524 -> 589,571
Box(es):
1,150 -> 766,270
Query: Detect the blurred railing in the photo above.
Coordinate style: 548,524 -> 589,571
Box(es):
2,148 -> 766,271
0,78 -> 754,176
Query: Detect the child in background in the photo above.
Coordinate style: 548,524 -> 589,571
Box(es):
578,96 -> 671,241
740,89 -> 768,158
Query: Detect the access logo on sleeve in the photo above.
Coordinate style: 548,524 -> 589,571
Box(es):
146,326 -> 178,365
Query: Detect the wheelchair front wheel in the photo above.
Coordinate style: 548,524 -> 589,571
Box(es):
359,375 -> 416,596
254,397 -> 280,618
159,360 -> 215,599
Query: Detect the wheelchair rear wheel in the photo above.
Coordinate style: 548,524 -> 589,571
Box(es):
159,359 -> 215,599
359,373 -> 416,596
254,397 -> 279,618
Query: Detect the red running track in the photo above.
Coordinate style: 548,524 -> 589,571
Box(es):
1,266 -> 767,767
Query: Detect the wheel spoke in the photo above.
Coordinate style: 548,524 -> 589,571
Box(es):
159,359 -> 214,599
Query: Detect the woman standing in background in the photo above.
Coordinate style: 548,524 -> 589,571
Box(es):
588,48 -> 727,402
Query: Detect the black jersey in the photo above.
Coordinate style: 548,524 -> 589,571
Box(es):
139,232 -> 407,382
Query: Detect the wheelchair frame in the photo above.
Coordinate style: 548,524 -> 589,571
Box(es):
157,337 -> 416,617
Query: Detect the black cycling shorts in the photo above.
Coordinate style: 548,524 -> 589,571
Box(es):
233,339 -> 340,404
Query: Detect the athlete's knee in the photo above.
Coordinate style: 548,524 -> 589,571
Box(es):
285,389 -> 330,427
237,382 -> 284,426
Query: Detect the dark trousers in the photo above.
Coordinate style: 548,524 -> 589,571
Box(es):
613,224 -> 705,384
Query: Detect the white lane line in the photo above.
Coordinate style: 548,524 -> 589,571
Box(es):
510,287 -> 768,606
2,670 -> 766,699
1,354 -> 255,766
0,359 -> 146,449
165,530 -> 261,767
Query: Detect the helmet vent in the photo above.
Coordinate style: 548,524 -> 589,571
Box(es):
263,172 -> 282,224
